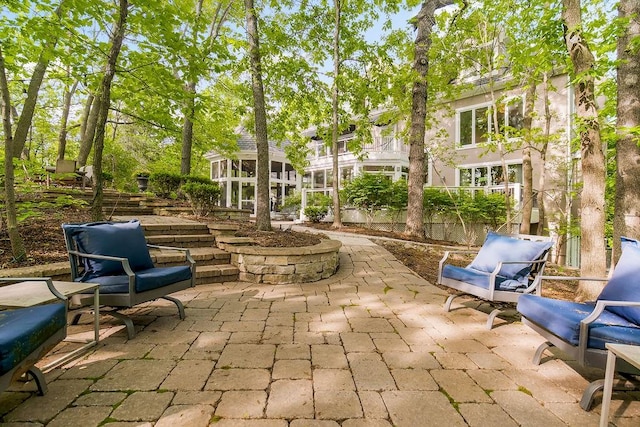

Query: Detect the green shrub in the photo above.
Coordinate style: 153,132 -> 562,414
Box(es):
149,172 -> 181,198
181,181 -> 221,217
304,205 -> 328,223
181,175 -> 212,185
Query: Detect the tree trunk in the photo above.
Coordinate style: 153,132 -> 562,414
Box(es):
245,0 -> 271,231
0,47 -> 26,260
12,4 -> 63,159
78,94 -> 99,167
181,80 -> 196,176
331,0 -> 342,229
562,0 -> 607,299
90,0 -> 129,221
537,73 -> 551,238
405,0 -> 453,239
79,93 -> 94,141
520,81 -> 536,234
57,78 -> 78,160
613,0 -> 640,264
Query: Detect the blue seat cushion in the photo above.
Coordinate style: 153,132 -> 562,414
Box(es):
597,244 -> 640,325
0,304 -> 67,375
517,294 -> 640,349
63,220 -> 154,280
468,232 -> 553,279
442,264 -> 509,290
81,266 -> 192,294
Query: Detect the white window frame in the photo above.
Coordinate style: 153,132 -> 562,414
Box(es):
456,102 -> 492,149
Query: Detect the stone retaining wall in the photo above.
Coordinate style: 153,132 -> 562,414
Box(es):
226,239 -> 342,284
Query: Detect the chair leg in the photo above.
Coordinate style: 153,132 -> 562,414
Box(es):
444,294 -> 458,312
486,308 -> 501,330
27,367 -> 48,395
533,341 -> 553,365
105,310 -> 136,340
162,296 -> 186,320
580,379 -> 604,411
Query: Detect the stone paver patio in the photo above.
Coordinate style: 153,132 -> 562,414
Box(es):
1,228 -> 639,426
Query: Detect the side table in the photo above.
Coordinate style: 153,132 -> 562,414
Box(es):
0,279 -> 100,371
600,343 -> 640,427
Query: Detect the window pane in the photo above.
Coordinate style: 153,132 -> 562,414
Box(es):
508,100 -> 524,130
508,164 -> 522,183
242,160 -> 256,178
231,160 -> 240,178
474,167 -> 487,186
219,182 -> 227,206
491,166 -> 503,185
303,172 -> 312,189
241,182 -> 255,210
211,161 -> 219,179
460,110 -> 472,145
313,170 -> 324,188
220,160 -> 228,178
326,169 -> 333,187
231,181 -> 239,206
460,168 -> 472,186
285,163 -> 296,181
476,107 -> 489,144
340,167 -> 353,182
271,161 -> 282,179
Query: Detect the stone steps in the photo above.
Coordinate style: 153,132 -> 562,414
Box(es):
146,234 -> 216,247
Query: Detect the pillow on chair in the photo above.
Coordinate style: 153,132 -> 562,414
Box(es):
63,220 -> 154,280
469,232 -> 553,279
597,243 -> 640,325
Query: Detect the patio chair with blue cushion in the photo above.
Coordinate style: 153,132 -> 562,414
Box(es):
0,278 -> 68,395
517,238 -> 640,410
437,232 -> 554,329
62,219 -> 196,339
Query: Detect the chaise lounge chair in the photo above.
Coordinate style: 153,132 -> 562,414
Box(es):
437,231 -> 554,329
62,219 -> 196,339
518,238 -> 640,410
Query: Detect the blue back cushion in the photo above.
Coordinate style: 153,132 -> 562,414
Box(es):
63,220 -> 154,280
598,244 -> 640,325
469,232 -> 553,279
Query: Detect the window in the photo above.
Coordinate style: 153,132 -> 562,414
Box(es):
271,161 -> 282,179
241,160 -> 256,178
458,97 -> 524,147
220,160 -> 227,178
340,167 -> 353,182
285,163 -> 296,181
313,170 -> 324,189
211,161 -> 219,179
459,164 -> 523,187
458,106 -> 489,146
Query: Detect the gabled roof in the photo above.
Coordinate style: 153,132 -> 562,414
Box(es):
236,132 -> 285,152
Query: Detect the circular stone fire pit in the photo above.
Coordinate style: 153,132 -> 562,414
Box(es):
225,239 -> 342,284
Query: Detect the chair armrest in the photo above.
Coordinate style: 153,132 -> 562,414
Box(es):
577,300 -> 640,364
539,276 -> 608,282
438,249 -> 477,285
67,250 -> 135,277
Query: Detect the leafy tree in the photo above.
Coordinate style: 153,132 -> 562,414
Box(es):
342,173 -> 395,228
613,0 -> 640,262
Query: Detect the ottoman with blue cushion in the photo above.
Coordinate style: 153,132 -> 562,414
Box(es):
0,303 -> 67,395
518,240 -> 640,410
